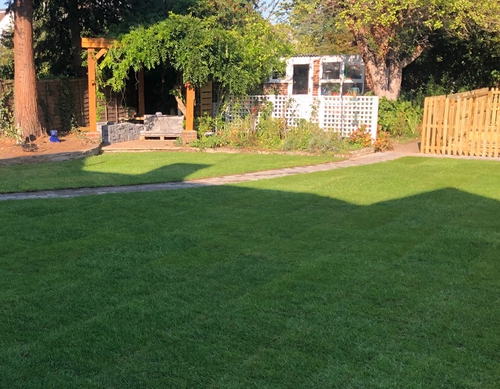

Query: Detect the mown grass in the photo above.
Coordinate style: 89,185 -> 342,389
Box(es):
0,152 -> 340,193
1,157 -> 499,388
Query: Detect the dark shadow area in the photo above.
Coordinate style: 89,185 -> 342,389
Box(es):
0,160 -> 212,194
0,174 -> 499,387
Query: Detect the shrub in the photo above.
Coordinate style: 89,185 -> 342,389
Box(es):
373,131 -> 394,152
348,126 -> 372,148
0,84 -> 19,142
194,103 -> 357,154
378,98 -> 423,138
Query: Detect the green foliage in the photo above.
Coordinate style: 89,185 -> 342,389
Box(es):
101,13 -> 291,100
193,0 -> 256,28
192,105 -> 352,154
492,70 -> 500,87
402,27 -> 500,95
295,0 -> 500,99
0,43 -> 13,80
378,98 -> 423,138
279,0 -> 356,55
0,83 -> 18,141
55,80 -> 79,134
25,0 -> 197,77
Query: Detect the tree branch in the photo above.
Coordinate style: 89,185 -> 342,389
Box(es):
401,38 -> 429,68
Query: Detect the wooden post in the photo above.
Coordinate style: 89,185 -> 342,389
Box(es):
138,69 -> 145,117
181,83 -> 198,145
185,83 -> 195,131
81,38 -> 115,139
87,49 -> 97,133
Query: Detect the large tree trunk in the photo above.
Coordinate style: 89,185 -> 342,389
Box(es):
352,27 -> 427,101
14,0 -> 42,139
363,57 -> 401,101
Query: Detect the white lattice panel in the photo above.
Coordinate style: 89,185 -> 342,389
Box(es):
224,95 -> 379,139
320,96 -> 379,138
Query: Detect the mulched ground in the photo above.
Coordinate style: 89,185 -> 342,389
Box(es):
0,133 -> 100,160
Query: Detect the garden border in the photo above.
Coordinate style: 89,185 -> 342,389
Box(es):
0,144 -> 102,166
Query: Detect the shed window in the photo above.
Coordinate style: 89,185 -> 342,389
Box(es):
322,62 -> 341,80
346,64 -> 363,79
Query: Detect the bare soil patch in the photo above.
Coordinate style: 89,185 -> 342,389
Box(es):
0,133 -> 100,160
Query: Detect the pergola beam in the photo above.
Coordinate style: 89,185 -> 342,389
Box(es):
81,38 -> 116,49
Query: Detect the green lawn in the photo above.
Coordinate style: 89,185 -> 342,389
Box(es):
0,152 -> 340,193
1,157 -> 499,388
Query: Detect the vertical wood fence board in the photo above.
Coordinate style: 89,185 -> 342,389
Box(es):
429,99 -> 436,153
442,98 -> 450,154
421,97 -> 430,153
482,95 -> 489,156
453,98 -> 462,155
484,92 -> 493,157
492,90 -> 499,157
477,95 -> 486,155
469,96 -> 478,156
493,90 -> 500,157
436,99 -> 444,153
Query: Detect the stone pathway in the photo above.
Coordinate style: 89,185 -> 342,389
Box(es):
0,152 -> 405,201
1,149 -> 498,202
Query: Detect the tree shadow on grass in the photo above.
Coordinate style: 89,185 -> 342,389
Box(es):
0,160 -> 212,193
0,178 -> 499,387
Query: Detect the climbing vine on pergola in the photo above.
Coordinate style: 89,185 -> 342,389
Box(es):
82,13 -> 289,134
100,13 -> 290,96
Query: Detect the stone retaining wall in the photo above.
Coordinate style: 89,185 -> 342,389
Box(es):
101,122 -> 144,144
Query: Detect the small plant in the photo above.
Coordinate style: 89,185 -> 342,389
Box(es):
373,131 -> 394,152
348,126 -> 372,148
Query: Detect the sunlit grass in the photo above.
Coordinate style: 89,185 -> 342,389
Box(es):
0,152 -> 340,193
0,157 -> 499,388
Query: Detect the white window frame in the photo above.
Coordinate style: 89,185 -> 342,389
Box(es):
287,57 -> 316,96
319,55 -> 365,96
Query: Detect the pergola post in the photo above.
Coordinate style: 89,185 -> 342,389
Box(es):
81,38 -> 115,140
87,49 -> 98,137
181,83 -> 197,145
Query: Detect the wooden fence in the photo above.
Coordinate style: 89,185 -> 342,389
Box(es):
0,78 -> 132,132
421,88 -> 500,157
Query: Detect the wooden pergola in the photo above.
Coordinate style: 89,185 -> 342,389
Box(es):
81,37 -> 196,142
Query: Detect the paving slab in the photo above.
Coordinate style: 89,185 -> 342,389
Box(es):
0,152 -> 403,201
1,146 -> 498,202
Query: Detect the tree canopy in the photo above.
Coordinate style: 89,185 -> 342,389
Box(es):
282,0 -> 500,99
336,0 -> 500,99
279,0 -> 356,55
2,0 -> 198,78
403,27 -> 500,95
100,11 -> 291,98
